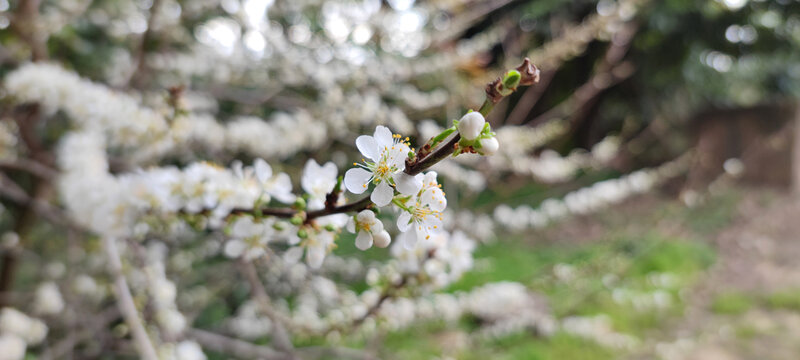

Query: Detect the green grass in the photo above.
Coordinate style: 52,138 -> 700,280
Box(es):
378,328 -> 616,360
765,289 -> 800,311
735,325 -> 759,339
378,230 -> 716,359
711,292 -> 755,315
465,332 -> 617,360
199,176 -> 733,360
682,191 -> 741,234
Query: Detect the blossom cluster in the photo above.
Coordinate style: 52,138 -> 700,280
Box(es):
0,0 -> 735,359
5,60 -> 501,275
0,308 -> 48,360
492,155 -> 689,232
4,64 -> 329,162
0,55 -> 511,359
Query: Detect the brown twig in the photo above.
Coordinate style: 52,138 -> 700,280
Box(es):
0,104 -> 52,308
128,0 -> 163,88
9,0 -> 48,61
238,259 -> 296,356
226,195 -> 374,222
189,328 -> 374,360
40,307 -> 120,360
0,158 -> 57,179
428,0 -> 517,48
524,23 -> 638,129
188,328 -> 291,360
352,277 -> 407,328
405,134 -> 462,176
0,172 -> 82,233
504,69 -> 556,126
103,237 -> 159,360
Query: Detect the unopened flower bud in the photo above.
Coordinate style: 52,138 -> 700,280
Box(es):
479,137 -> 499,155
502,70 -> 521,92
457,112 -> 485,141
290,215 -> 303,226
293,197 -> 306,210
373,230 -> 391,248
297,228 -> 308,239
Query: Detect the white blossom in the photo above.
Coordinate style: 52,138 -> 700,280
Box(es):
302,159 -> 339,210
225,216 -> 272,260
0,308 -> 47,345
346,210 -> 390,250
286,230 -> 338,269
246,158 -> 296,204
396,172 -> 446,248
344,126 -> 421,206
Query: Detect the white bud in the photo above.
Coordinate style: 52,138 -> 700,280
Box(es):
479,137 -> 499,155
457,112 -> 485,140
373,230 -> 391,248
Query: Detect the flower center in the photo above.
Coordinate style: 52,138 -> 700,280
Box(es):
375,163 -> 390,177
412,206 -> 441,223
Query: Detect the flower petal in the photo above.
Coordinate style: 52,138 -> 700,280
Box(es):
371,217 -> 384,233
321,162 -> 338,179
346,216 -> 356,233
371,181 -> 393,206
356,209 -> 376,223
254,158 -> 272,183
356,135 -> 380,161
387,144 -> 409,171
283,246 -> 304,264
355,231 -> 373,250
373,125 -> 393,149
396,211 -> 413,232
394,173 -> 423,196
307,198 -> 325,211
317,214 -> 349,228
231,160 -> 244,179
301,159 -> 318,194
306,246 -> 325,268
403,231 -> 418,250
344,168 -> 371,194
422,187 -> 447,212
423,216 -> 443,230
223,240 -> 246,258
268,173 -> 295,203
415,225 -> 430,244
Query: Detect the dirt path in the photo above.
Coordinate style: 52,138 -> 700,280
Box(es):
632,191 -> 800,360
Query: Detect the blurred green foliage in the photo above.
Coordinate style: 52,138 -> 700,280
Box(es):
711,292 -> 755,315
